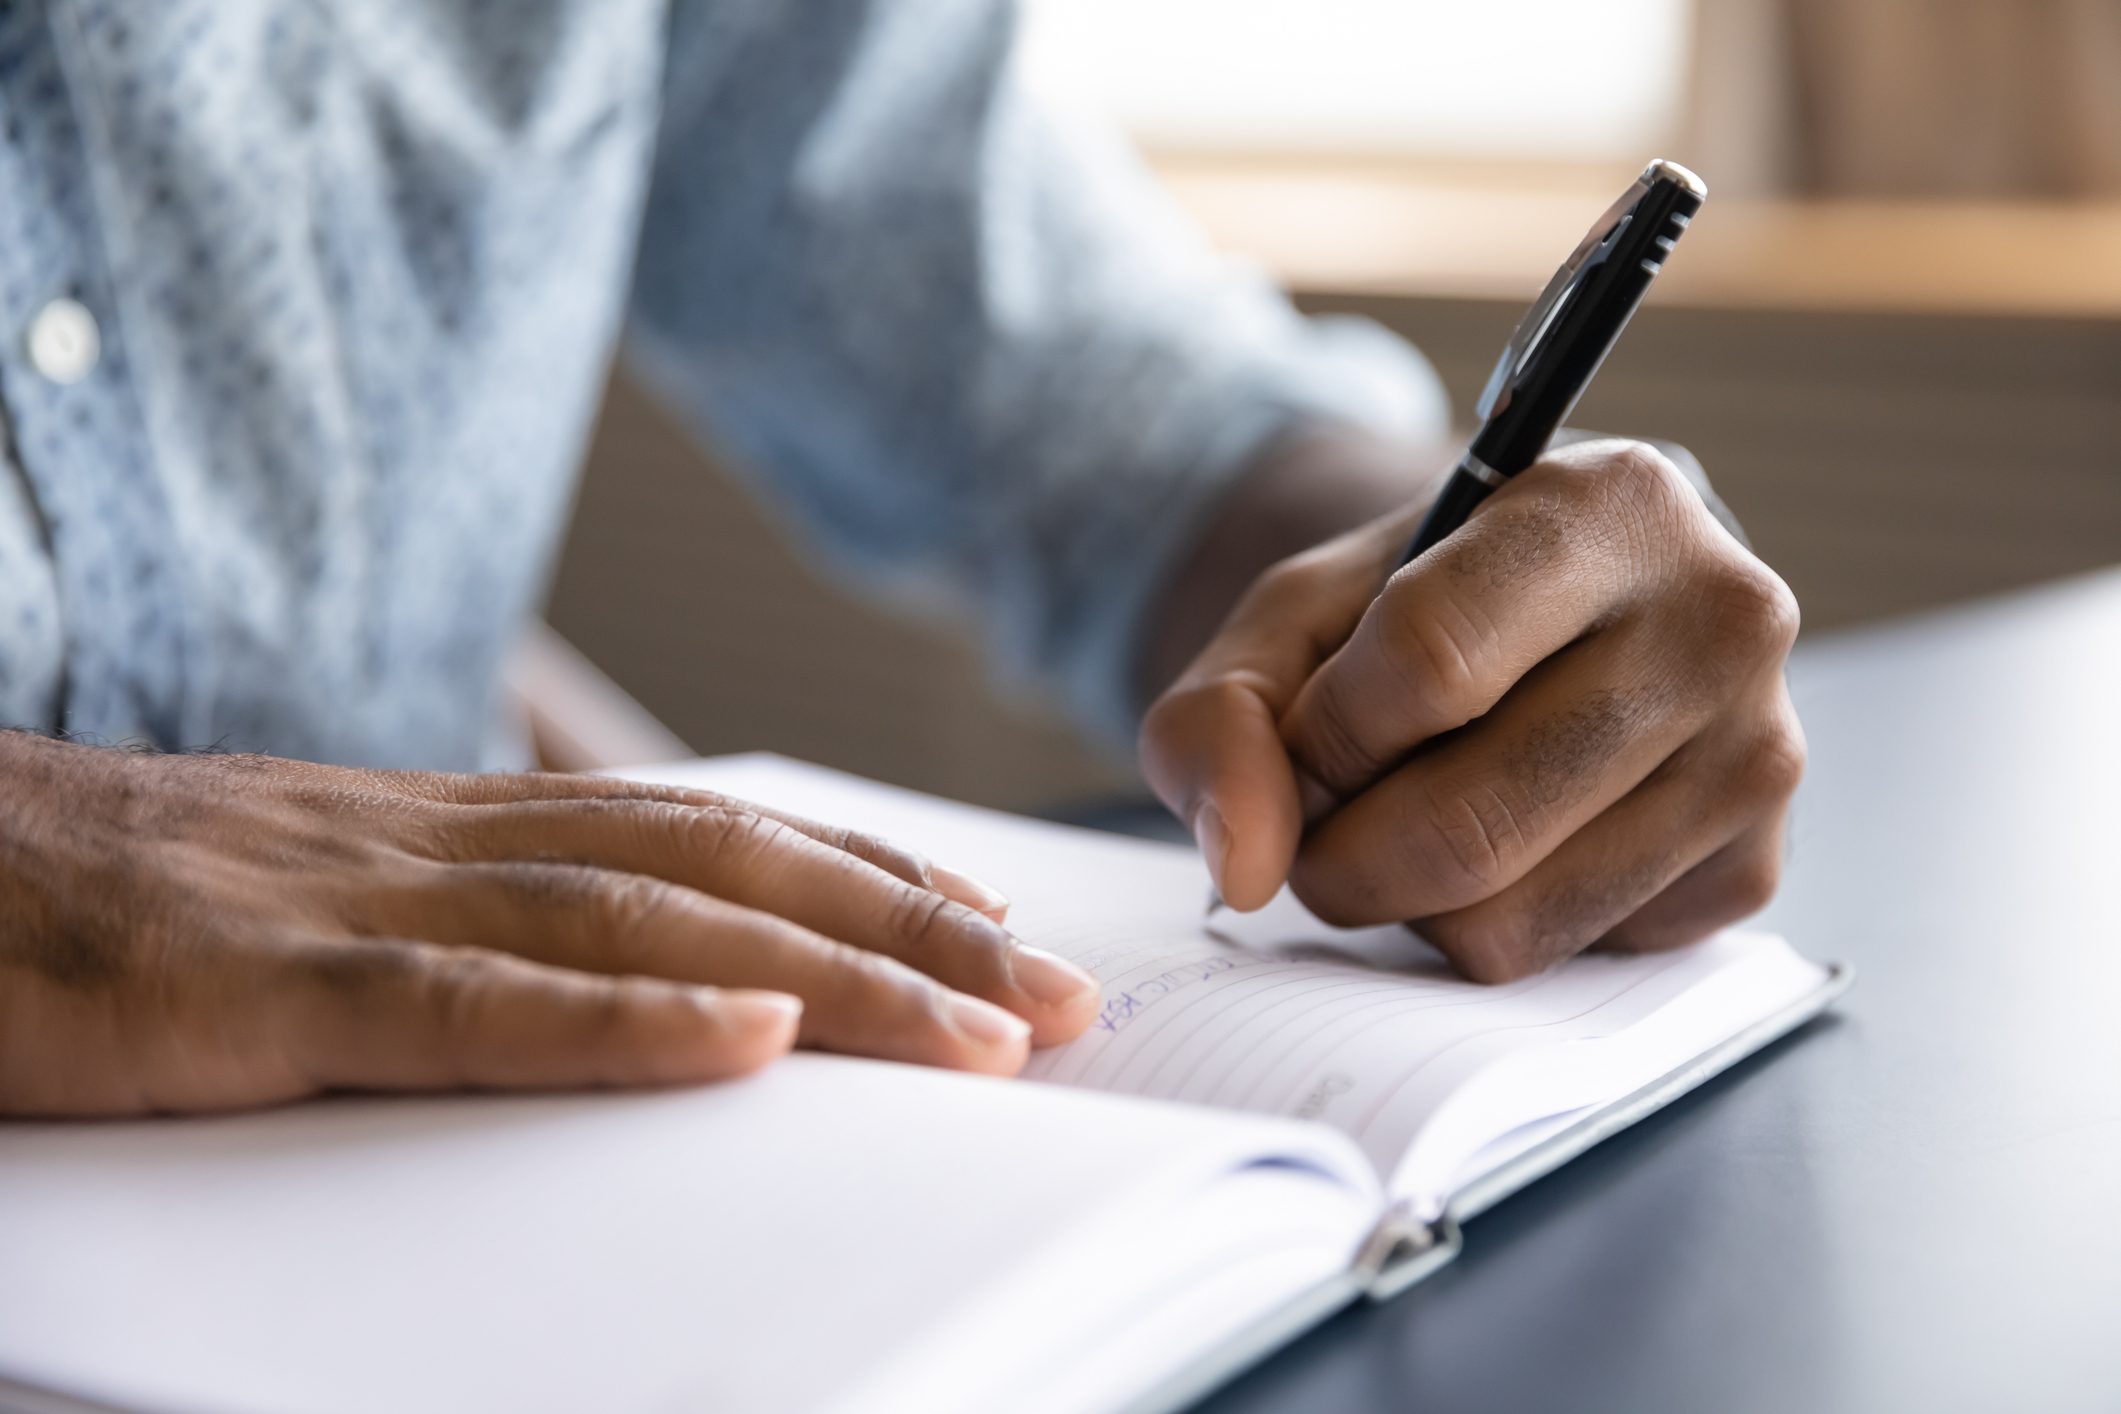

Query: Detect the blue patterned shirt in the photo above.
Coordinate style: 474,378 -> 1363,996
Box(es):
0,0 -> 1445,769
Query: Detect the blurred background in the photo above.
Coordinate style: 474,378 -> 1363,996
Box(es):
544,0 -> 2121,808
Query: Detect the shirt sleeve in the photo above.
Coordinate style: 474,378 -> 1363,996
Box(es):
625,0 -> 1450,745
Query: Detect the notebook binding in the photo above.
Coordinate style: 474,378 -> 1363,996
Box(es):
1354,1201 -> 1464,1301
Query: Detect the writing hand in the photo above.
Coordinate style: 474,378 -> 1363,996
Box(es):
0,737 -> 1097,1115
1140,439 -> 1803,982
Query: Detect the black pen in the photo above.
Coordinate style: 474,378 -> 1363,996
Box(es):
1399,158 -> 1707,564
1203,160 -> 1706,918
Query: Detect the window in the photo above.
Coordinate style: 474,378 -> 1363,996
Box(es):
1020,0 -> 1693,162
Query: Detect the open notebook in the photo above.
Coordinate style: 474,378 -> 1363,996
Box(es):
0,756 -> 1846,1414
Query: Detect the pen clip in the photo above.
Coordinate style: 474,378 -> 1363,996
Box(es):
1473,173 -> 1652,422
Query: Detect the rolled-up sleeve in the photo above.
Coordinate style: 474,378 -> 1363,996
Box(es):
626,0 -> 1449,743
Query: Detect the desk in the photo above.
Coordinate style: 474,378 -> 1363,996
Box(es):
1194,570 -> 2121,1414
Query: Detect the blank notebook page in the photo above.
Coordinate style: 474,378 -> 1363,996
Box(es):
626,758 -> 1826,1183
0,1056 -> 1373,1414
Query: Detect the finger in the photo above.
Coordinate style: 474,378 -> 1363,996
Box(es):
383,863 -> 1034,1075
1291,620 -> 1720,927
424,800 -> 1095,1043
1140,671 -> 1303,911
1138,535 -> 1387,910
1600,815 -> 1792,955
395,769 -> 1009,919
1281,443 -> 1701,802
284,937 -> 801,1092
1406,705 -> 1801,979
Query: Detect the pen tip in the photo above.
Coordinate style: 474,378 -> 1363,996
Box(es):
1204,885 -> 1226,918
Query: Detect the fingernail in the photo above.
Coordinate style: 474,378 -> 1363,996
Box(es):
1191,799 -> 1232,891
715,990 -> 804,1033
946,993 -> 1032,1049
1009,945 -> 1098,1008
932,864 -> 1010,920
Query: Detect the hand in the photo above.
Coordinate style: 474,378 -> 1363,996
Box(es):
0,736 -> 1098,1116
1140,439 -> 1804,982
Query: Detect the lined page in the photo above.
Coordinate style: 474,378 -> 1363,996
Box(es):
1017,890 -> 1778,1177
627,757 -> 1820,1179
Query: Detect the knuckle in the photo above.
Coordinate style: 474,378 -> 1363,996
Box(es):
301,937 -> 426,1008
1136,695 -> 1204,814
1412,778 -> 1527,904
1171,674 -> 1256,729
1292,686 -> 1378,793
1142,676 -> 1266,805
1579,442 -> 1697,547
1536,452 -> 1611,511
1706,559 -> 1802,658
1540,851 -> 1668,950
587,871 -> 682,948
1372,588 -> 1494,731
622,799 -> 694,843
426,768 -> 516,804
1581,440 -> 1691,521
1605,440 -> 1685,499
1136,687 -> 1188,767
1197,674 -> 1267,730
578,975 -> 635,1048
355,763 -> 447,801
654,785 -> 736,813
1251,551 -> 1332,615
1716,847 -> 1784,919
883,885 -> 973,958
1736,719 -> 1808,805
480,858 -> 683,961
413,946 -> 492,1045
1536,440 -> 1678,511
833,829 -> 934,888
680,805 -> 791,874
484,858 -> 594,909
393,796 -> 490,863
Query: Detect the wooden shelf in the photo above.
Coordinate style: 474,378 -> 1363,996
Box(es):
1154,156 -> 2121,319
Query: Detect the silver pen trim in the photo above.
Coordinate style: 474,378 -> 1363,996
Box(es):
1460,453 -> 1507,489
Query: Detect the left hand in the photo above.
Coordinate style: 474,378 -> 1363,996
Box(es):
1139,439 -> 1804,982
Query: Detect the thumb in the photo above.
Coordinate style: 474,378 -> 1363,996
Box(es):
1140,533 -> 1398,911
1140,674 -> 1304,912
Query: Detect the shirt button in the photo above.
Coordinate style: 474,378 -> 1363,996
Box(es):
26,298 -> 101,385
